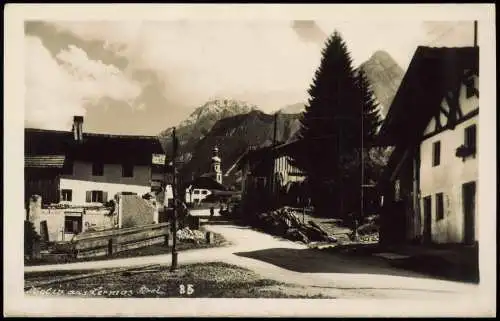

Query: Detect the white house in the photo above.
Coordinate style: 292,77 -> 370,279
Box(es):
377,46 -> 479,245
25,116 -> 165,238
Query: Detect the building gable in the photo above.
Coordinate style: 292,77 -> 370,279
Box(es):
378,46 -> 479,148
423,70 -> 479,138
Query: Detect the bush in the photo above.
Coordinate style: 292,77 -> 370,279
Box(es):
24,220 -> 41,257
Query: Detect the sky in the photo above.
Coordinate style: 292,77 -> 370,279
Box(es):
24,20 -> 476,135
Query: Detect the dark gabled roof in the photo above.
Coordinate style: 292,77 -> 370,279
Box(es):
25,128 -> 165,165
25,155 -> 66,168
225,140 -> 305,176
224,145 -> 273,176
377,46 -> 479,147
25,129 -> 73,155
185,176 -> 228,191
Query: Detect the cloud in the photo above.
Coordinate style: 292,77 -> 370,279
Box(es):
29,20 -> 477,134
50,21 -> 326,111
291,20 -> 328,45
50,20 -> 437,113
25,36 -> 142,130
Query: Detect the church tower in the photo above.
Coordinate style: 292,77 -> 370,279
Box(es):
212,145 -> 222,184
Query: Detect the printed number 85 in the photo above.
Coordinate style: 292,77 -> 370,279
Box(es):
179,284 -> 194,295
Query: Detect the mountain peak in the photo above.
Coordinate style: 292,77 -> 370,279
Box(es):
370,50 -> 392,60
179,98 -> 258,127
360,50 -> 404,118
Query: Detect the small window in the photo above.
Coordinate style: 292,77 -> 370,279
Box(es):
122,163 -> 134,177
193,190 -> 200,195
64,216 -> 82,234
436,193 -> 444,221
465,124 -> 477,151
465,77 -> 477,98
86,190 -> 107,203
92,163 -> 104,176
432,141 -> 441,167
201,190 -> 208,195
61,189 -> 72,202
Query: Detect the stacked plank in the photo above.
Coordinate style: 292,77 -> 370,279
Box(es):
253,207 -> 337,244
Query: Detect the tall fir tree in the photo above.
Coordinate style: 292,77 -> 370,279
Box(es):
338,68 -> 384,216
291,31 -> 360,217
356,68 -> 382,144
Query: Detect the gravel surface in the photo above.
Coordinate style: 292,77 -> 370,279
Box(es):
25,262 -> 337,298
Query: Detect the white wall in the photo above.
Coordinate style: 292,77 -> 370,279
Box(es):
419,75 -> 479,244
36,208 -> 114,242
60,161 -> 152,206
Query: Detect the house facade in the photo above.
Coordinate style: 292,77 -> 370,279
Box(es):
25,116 -> 164,207
419,70 -> 478,244
226,141 -> 306,213
25,116 -> 165,240
377,46 -> 479,246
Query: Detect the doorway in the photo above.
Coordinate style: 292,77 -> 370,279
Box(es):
462,181 -> 476,245
423,196 -> 432,244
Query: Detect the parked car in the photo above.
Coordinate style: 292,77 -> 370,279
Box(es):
185,187 -> 212,205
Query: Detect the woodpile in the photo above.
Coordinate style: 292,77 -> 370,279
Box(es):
253,207 -> 337,244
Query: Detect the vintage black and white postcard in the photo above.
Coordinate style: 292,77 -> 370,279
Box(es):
3,3 -> 497,317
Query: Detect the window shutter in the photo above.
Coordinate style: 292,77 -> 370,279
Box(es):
73,220 -> 78,233
86,191 -> 92,203
102,191 -> 108,203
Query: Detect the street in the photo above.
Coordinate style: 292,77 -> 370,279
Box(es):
25,219 -> 479,299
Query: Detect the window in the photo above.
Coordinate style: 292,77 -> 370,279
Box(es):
61,189 -> 72,202
466,85 -> 476,98
432,141 -> 441,166
465,124 -> 477,151
193,190 -> 200,195
436,193 -> 444,221
86,190 -> 107,203
122,163 -> 134,177
92,162 -> 104,176
64,216 -> 82,234
201,190 -> 208,195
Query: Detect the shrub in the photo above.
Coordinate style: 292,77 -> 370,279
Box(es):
24,220 -> 41,257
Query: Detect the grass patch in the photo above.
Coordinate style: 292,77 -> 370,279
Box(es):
25,232 -> 230,266
25,262 -> 335,298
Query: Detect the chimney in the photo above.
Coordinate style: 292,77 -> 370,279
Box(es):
72,116 -> 84,142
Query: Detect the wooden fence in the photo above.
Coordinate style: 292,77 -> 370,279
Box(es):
71,223 -> 170,259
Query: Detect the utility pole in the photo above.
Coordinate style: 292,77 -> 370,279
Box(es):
171,127 -> 178,271
270,112 -> 278,207
358,79 -> 364,242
